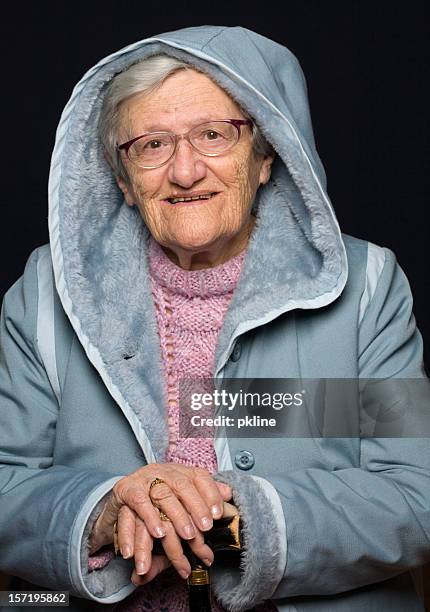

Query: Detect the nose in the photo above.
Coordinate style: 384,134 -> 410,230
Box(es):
167,138 -> 207,188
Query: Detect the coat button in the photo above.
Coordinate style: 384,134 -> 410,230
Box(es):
230,341 -> 242,362
234,450 -> 255,470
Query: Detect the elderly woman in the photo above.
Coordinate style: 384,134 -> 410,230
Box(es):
1,25 -> 429,612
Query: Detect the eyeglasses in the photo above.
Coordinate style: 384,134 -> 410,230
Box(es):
116,119 -> 252,169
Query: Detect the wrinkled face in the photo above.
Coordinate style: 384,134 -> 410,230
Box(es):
116,69 -> 273,267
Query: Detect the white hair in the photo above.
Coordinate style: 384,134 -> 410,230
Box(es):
99,54 -> 273,178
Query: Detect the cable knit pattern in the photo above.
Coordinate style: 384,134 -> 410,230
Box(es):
89,237 -> 275,611
149,237 -> 245,473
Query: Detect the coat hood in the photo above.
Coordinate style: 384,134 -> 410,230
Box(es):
48,25 -> 348,460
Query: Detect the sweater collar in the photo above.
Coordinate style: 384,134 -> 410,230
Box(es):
148,236 -> 246,298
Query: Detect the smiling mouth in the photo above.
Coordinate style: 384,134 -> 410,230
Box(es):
166,192 -> 218,204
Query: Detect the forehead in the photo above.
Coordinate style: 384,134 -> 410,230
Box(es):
118,69 -> 243,133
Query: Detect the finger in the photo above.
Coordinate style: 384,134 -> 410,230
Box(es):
166,474 -> 215,532
186,518 -> 214,567
131,555 -> 171,586
133,516 -> 153,576
158,521 -> 192,579
192,468 -> 231,520
150,480 -> 198,539
217,481 -> 233,501
114,481 -> 169,541
223,501 -> 239,518
116,505 -> 136,559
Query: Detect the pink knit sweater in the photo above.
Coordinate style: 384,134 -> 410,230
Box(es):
88,237 -> 275,611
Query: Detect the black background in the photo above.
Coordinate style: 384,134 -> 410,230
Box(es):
2,1 -> 429,365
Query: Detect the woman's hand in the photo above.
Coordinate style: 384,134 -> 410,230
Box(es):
130,501 -> 239,587
88,463 -> 231,571
118,503 -> 215,581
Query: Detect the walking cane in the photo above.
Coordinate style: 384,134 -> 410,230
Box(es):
149,502 -> 242,612
186,502 -> 242,612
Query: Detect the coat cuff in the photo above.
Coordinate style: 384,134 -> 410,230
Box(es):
213,471 -> 286,611
70,476 -> 136,603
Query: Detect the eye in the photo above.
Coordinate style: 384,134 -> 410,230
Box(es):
145,139 -> 163,149
204,130 -> 222,140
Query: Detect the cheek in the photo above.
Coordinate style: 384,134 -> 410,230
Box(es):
225,155 -> 260,205
127,169 -> 154,199
127,172 -> 161,211
125,175 -> 168,236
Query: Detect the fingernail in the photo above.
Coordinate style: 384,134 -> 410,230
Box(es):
122,545 -> 132,559
211,505 -> 221,518
136,561 -> 146,575
156,527 -> 166,538
203,557 -> 213,567
184,524 -> 196,539
201,516 -> 212,530
180,569 -> 190,579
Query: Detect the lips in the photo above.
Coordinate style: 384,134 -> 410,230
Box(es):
163,192 -> 219,205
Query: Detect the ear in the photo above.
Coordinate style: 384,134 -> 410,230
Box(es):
103,150 -> 116,171
259,153 -> 275,186
103,151 -> 136,207
116,175 -> 136,207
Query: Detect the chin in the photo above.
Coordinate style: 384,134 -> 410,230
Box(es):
172,235 -> 222,252
169,226 -> 226,251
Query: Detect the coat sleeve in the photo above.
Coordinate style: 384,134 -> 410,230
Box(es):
0,248 -> 135,603
213,247 -> 430,611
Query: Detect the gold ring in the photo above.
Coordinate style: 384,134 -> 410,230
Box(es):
113,520 -> 119,556
149,479 -> 170,521
149,477 -> 166,492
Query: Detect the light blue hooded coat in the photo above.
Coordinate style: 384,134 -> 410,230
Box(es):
0,25 -> 429,612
